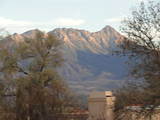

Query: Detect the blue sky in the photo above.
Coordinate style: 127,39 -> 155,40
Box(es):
0,0 -> 149,33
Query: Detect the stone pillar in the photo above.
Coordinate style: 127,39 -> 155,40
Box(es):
88,91 -> 115,120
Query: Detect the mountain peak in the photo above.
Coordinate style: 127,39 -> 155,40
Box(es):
10,33 -> 24,43
51,27 -> 90,34
22,29 -> 42,38
101,25 -> 116,32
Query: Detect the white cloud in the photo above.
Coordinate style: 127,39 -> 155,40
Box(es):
104,17 -> 125,23
0,17 -> 33,27
53,18 -> 85,26
0,17 -> 85,33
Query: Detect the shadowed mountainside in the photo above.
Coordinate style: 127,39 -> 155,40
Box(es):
0,26 -> 130,94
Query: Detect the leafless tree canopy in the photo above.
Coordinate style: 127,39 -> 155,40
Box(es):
114,1 -> 160,120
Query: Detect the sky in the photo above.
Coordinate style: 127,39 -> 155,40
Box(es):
0,0 -> 150,33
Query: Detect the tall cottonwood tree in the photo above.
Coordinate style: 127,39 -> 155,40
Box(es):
0,32 -> 74,120
114,1 -> 160,120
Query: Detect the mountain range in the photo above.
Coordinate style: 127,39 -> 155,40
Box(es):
1,26 -> 130,94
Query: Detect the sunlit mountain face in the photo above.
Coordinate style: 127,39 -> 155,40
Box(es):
1,26 -> 130,94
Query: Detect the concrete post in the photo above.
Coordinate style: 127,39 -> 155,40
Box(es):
88,91 -> 115,120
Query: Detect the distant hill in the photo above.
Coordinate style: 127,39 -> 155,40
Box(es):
0,26 -> 131,94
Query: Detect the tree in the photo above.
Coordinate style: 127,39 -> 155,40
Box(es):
114,1 -> 160,119
0,31 -> 74,120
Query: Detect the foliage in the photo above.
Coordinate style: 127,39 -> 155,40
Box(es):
0,31 -> 74,120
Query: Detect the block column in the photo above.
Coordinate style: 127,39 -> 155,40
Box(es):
88,91 -> 115,120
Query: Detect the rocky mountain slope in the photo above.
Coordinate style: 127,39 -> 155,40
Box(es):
1,26 -> 130,94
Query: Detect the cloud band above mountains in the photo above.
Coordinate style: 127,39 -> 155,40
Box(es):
0,17 -> 86,33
